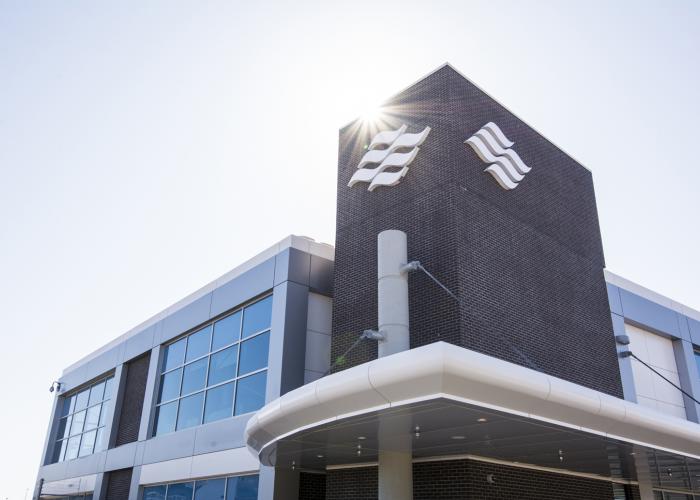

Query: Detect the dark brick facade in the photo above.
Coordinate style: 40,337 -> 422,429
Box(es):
413,459 -> 637,500
104,467 -> 132,500
299,472 -> 326,500
114,353 -> 150,446
331,64 -> 623,397
323,460 -> 640,500
325,467 -> 378,500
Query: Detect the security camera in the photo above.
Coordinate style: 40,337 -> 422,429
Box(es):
49,381 -> 61,393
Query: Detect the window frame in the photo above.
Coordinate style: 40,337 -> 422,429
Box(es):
142,473 -> 259,500
152,294 -> 272,437
53,374 -> 114,463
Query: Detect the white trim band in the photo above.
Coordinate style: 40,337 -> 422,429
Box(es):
245,342 -> 700,463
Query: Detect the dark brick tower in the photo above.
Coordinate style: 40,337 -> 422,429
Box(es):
331,64 -> 623,397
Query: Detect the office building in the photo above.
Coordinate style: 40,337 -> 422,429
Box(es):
35,64 -> 700,500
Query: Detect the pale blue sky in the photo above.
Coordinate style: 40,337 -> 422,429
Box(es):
1,1 -> 699,497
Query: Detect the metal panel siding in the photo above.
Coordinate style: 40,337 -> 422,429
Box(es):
607,283 -> 623,315
115,354 -> 151,447
331,65 -> 623,397
209,257 -> 276,319
618,288 -> 681,338
688,317 -> 700,346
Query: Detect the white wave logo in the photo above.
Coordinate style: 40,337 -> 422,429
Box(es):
465,122 -> 531,190
348,124 -> 431,191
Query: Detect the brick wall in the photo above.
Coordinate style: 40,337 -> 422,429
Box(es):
299,472 -> 326,500
331,64 -> 623,398
325,467 -> 377,500
413,459 -> 628,500
325,460 -> 639,500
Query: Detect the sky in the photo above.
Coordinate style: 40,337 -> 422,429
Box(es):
1,0 -> 699,497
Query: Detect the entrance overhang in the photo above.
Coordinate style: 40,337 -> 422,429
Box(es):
245,342 -> 700,483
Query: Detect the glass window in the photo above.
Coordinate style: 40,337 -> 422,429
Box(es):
226,475 -> 259,500
235,372 -> 267,416
154,401 -> 178,436
159,369 -> 182,402
238,332 -> 269,375
166,482 -> 193,500
154,296 -> 271,435
208,346 -> 237,386
84,405 -> 100,430
146,475 -> 258,500
75,389 -> 90,411
94,427 -> 106,452
78,429 -> 97,457
64,435 -> 80,460
71,410 -> 86,435
52,439 -> 67,463
186,326 -> 212,362
53,375 -> 114,463
143,485 -> 166,500
57,416 -> 71,440
103,378 -> 114,400
88,381 -> 105,406
194,478 -> 225,500
60,395 -> 75,418
242,296 -> 272,338
204,382 -> 235,424
176,392 -> 204,430
213,311 -> 241,350
162,338 -> 186,371
181,358 -> 208,395
98,405 -> 108,427
694,351 -> 700,378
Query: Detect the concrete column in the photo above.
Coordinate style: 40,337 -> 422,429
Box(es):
258,465 -> 300,500
377,230 -> 410,357
633,447 -> 656,500
377,230 -> 413,500
379,450 -> 413,500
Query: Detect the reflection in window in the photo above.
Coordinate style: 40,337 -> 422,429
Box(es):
143,474 -> 258,500
235,372 -> 267,416
154,295 -> 271,436
53,375 -> 113,463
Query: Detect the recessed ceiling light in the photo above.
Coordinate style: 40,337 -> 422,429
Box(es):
477,417 -> 487,423
357,436 -> 366,440
451,435 -> 466,440
317,454 -> 324,458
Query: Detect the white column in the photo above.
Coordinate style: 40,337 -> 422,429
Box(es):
633,446 -> 655,500
377,230 -> 410,357
377,230 -> 413,499
378,450 -> 413,500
